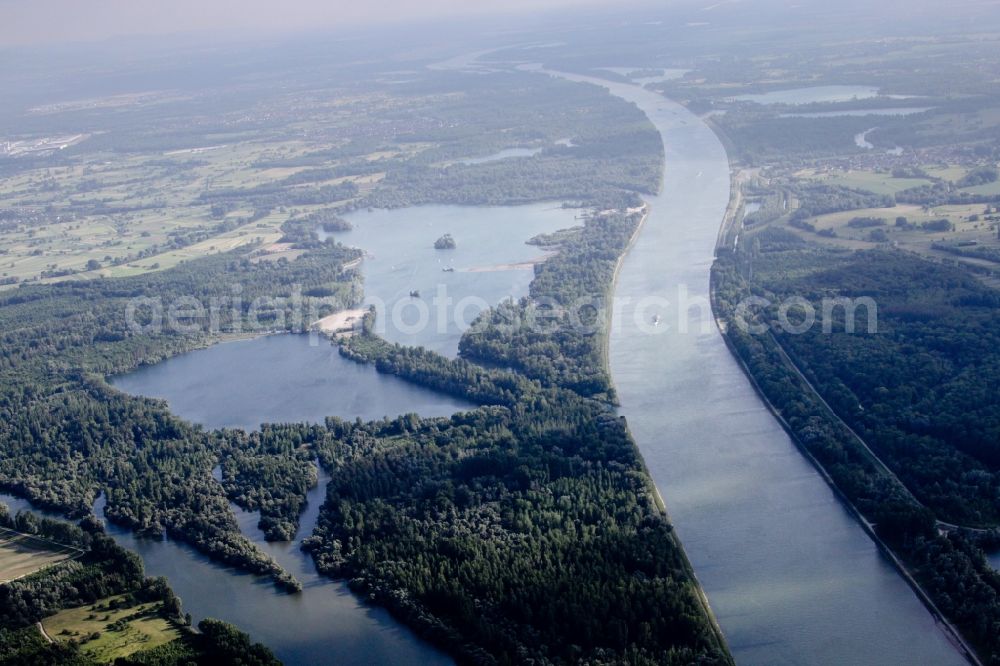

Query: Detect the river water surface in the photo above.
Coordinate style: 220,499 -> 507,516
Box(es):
540,68 -> 966,665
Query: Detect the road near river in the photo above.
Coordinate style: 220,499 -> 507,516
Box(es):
536,68 -> 968,665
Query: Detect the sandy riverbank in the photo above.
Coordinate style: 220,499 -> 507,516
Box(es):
311,309 -> 367,334
464,253 -> 554,273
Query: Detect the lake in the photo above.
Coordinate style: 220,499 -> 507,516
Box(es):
96,201 -> 581,664
98,333 -> 476,664
733,85 -> 881,105
111,334 -> 474,431
319,202 -> 579,356
781,107 -> 933,118
457,147 -> 543,164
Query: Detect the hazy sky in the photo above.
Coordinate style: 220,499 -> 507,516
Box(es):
2,0 -> 627,47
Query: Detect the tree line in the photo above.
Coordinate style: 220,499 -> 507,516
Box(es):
712,236 -> 1000,662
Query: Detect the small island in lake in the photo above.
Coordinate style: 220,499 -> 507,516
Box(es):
317,212 -> 353,232
321,218 -> 353,232
434,233 -> 456,249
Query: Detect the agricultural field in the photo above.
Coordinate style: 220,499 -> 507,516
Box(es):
1,65 -> 652,289
40,594 -> 184,663
924,165 -> 971,182
810,204 -> 944,232
0,137 -> 375,287
801,202 -> 993,239
0,82 -> 440,288
961,179 -> 1000,196
809,169 -> 934,196
776,202 -> 1000,282
98,208 -> 289,278
0,526 -> 81,584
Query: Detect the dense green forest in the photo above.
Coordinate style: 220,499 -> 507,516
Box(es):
364,125 -> 662,208
0,241 -> 363,590
218,426 -> 322,541
306,404 -> 723,665
371,74 -> 663,208
788,184 -> 894,223
0,505 -> 279,666
313,201 -> 731,665
712,235 -> 1000,661
715,113 -> 882,164
759,246 -> 1000,525
237,72 -> 666,211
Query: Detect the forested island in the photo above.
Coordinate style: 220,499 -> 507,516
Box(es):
434,233 -> 457,249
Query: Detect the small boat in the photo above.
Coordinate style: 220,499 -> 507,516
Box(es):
442,267 -> 455,273
409,290 -> 420,298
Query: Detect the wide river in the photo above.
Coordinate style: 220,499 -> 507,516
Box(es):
541,70 -> 967,664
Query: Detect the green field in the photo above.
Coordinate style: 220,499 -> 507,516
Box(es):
809,202 -> 991,234
0,527 -> 81,583
814,170 -> 934,196
790,202 -> 1000,276
924,165 -> 970,182
41,594 -> 183,663
0,139 -> 364,287
0,88 -> 415,288
961,179 -> 1000,196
